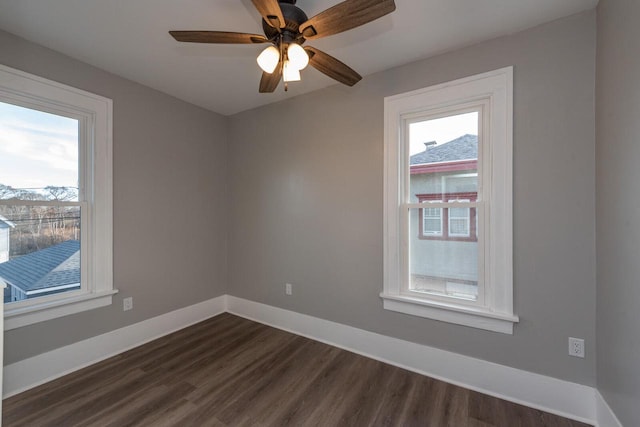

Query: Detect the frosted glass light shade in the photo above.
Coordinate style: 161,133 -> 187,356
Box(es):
287,43 -> 309,70
257,46 -> 280,73
282,60 -> 301,82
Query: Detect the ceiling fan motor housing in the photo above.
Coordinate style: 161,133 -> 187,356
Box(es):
262,2 -> 308,45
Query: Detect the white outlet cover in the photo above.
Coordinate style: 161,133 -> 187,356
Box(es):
568,337 -> 585,358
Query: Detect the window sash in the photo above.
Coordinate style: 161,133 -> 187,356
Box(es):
404,203 -> 485,307
0,99 -> 88,306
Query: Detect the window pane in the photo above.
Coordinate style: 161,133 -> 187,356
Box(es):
0,101 -> 79,201
449,200 -> 471,237
407,112 -> 479,299
0,205 -> 81,303
422,206 -> 442,235
449,217 -> 469,235
408,111 -> 478,202
409,208 -> 478,301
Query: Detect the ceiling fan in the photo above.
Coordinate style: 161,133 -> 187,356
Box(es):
169,0 -> 396,93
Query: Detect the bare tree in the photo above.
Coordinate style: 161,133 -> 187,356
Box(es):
44,186 -> 77,201
0,184 -> 80,257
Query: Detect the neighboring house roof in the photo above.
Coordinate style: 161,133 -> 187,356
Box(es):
0,240 -> 79,292
0,214 -> 15,229
410,134 -> 478,165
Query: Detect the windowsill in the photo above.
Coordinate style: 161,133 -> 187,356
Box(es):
380,292 -> 518,334
4,289 -> 119,330
418,235 -> 478,242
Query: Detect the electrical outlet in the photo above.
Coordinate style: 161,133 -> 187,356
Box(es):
568,337 -> 585,358
123,297 -> 133,311
285,283 -> 292,296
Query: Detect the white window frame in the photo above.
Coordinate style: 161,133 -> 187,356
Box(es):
382,67 -> 518,334
422,205 -> 443,236
0,64 -> 116,330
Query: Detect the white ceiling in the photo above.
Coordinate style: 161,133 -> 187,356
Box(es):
0,0 -> 597,116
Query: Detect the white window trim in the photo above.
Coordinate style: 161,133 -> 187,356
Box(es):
382,67 -> 518,334
0,64 -> 116,330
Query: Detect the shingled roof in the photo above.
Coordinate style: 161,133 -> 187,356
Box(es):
410,134 -> 478,165
0,214 -> 15,229
0,240 -> 80,293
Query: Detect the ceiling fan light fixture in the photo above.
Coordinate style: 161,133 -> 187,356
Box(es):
282,60 -> 301,82
257,45 -> 280,73
287,42 -> 309,70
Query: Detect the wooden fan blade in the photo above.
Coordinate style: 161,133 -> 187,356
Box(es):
299,0 -> 395,40
259,66 -> 282,93
251,0 -> 286,29
305,47 -> 362,86
169,31 -> 268,44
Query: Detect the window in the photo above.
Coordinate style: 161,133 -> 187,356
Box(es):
417,191 -> 477,241
421,204 -> 442,236
449,203 -> 471,236
382,67 -> 518,334
0,64 -> 115,330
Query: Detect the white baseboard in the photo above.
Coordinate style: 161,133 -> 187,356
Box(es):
3,295 -> 227,398
595,391 -> 624,427
226,296 -> 597,426
3,294 -> 611,426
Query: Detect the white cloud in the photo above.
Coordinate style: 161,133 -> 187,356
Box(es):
0,104 -> 78,189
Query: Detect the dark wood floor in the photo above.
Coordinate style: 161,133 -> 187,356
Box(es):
3,313 -> 592,427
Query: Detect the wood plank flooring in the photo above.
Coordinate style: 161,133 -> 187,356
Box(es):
3,313 -> 593,427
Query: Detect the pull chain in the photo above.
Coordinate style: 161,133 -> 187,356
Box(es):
279,34 -> 286,92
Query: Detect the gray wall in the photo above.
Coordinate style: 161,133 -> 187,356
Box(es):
596,0 -> 640,424
0,30 -> 229,364
228,11 -> 597,385
0,9 -> 601,391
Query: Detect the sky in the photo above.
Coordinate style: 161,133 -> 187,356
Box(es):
0,101 -> 78,192
409,111 -> 478,155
